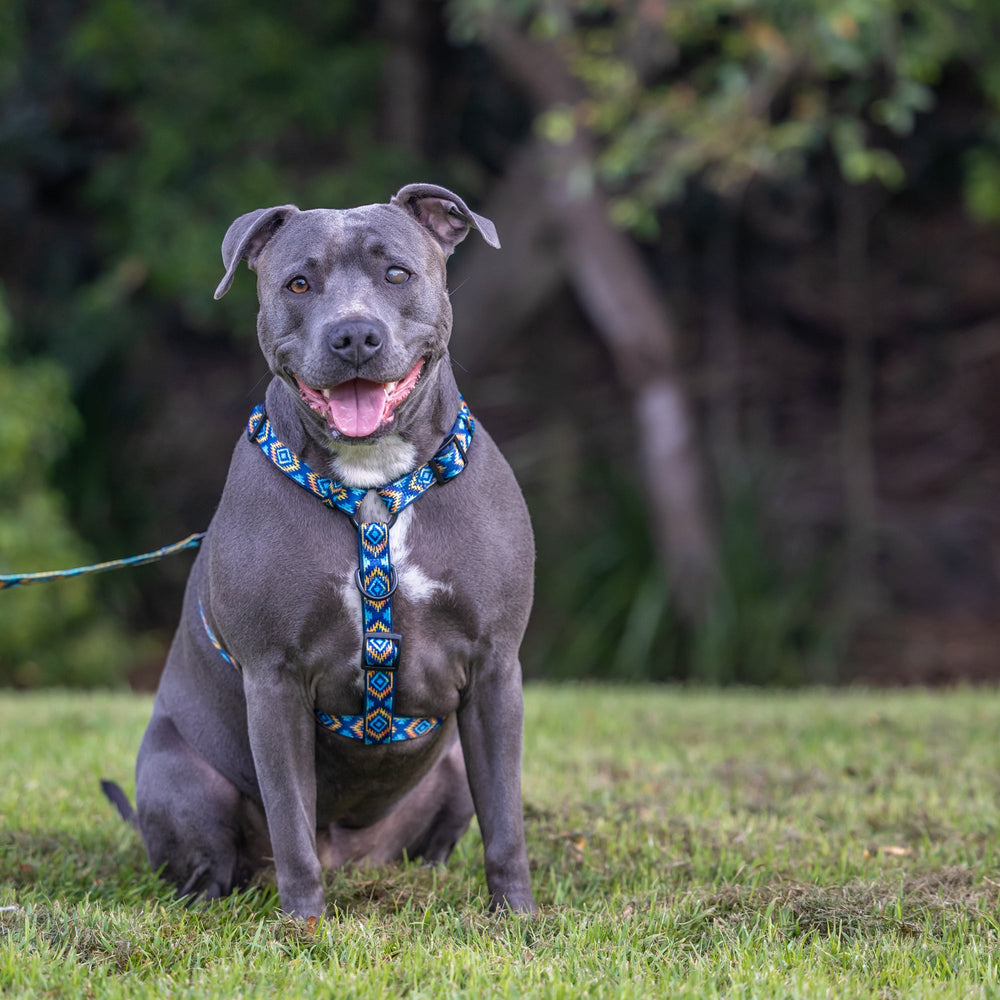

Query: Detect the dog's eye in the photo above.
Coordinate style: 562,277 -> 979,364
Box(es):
385,267 -> 411,285
288,277 -> 310,294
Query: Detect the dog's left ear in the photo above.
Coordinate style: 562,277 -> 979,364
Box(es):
214,204 -> 300,299
392,184 -> 500,254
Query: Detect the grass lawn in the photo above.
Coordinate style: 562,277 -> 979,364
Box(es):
3,684 -> 1000,998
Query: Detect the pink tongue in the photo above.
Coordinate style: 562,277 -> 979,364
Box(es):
325,379 -> 386,437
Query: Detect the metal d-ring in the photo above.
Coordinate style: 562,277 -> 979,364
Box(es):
351,509 -> 400,529
354,566 -> 398,600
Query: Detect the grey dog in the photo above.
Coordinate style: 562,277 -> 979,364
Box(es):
104,184 -> 536,918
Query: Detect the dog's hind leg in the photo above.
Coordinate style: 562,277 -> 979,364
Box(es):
135,713 -> 269,902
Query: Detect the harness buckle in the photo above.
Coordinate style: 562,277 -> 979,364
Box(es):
431,432 -> 469,482
364,631 -> 401,670
247,406 -> 267,442
354,566 -> 398,600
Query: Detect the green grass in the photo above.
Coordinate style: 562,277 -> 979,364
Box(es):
4,685 -> 1000,997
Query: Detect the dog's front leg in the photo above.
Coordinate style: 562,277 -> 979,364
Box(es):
243,672 -> 325,919
458,662 -> 537,915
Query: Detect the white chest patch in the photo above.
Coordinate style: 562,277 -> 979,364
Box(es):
387,506 -> 453,603
336,506 -> 452,658
328,434 -> 417,488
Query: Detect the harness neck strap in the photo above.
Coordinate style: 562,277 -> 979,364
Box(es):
246,401 -> 473,519
244,400 -> 474,744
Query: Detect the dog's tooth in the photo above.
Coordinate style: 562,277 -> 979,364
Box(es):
385,382 -> 397,394
322,389 -> 332,399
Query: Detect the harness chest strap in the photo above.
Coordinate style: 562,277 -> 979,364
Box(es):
200,400 -> 474,745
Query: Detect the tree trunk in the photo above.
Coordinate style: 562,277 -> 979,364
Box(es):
548,162 -> 718,613
448,143 -> 566,364
463,17 -> 719,616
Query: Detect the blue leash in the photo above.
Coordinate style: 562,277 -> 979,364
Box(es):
0,533 -> 205,590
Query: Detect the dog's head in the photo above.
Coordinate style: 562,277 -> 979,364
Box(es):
215,184 -> 499,442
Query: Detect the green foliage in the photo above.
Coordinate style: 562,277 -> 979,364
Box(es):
964,146 -> 1000,223
6,686 -> 1000,996
66,0 -> 406,340
1,0 -> 416,380
689,478 -> 835,685
0,1 -> 428,683
533,473 -> 832,684
0,292 -> 133,687
533,475 -> 686,683
452,0 -> 1000,227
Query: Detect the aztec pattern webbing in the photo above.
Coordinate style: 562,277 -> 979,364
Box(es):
245,401 -> 473,518
226,397 -> 473,744
355,520 -> 401,743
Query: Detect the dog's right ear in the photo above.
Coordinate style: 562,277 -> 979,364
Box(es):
214,205 -> 299,299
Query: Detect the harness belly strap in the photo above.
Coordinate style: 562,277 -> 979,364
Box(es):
199,399 -> 473,745
198,602 -> 443,743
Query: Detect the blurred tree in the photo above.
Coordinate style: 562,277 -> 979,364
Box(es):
3,0 -> 1000,687
447,6 -> 723,619
0,0 -> 415,683
23,0 -> 405,359
448,0 -> 1000,225
446,0 -> 1000,678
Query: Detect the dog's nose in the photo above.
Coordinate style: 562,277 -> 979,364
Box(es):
325,318 -> 385,366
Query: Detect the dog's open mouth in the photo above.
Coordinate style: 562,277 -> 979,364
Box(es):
294,358 -> 425,438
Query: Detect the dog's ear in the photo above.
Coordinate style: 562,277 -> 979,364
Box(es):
391,184 -> 500,254
214,205 -> 299,299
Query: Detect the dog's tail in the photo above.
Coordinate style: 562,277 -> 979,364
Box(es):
100,779 -> 139,830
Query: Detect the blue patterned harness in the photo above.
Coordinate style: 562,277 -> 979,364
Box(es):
201,400 -> 474,745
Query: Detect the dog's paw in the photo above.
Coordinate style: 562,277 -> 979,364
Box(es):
489,889 -> 538,917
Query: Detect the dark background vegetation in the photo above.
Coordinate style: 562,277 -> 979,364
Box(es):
2,0 -> 999,688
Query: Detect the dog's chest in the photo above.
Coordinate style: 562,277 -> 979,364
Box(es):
305,504 -> 468,715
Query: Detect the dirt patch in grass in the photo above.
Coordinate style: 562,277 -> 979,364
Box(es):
698,866 -> 995,939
